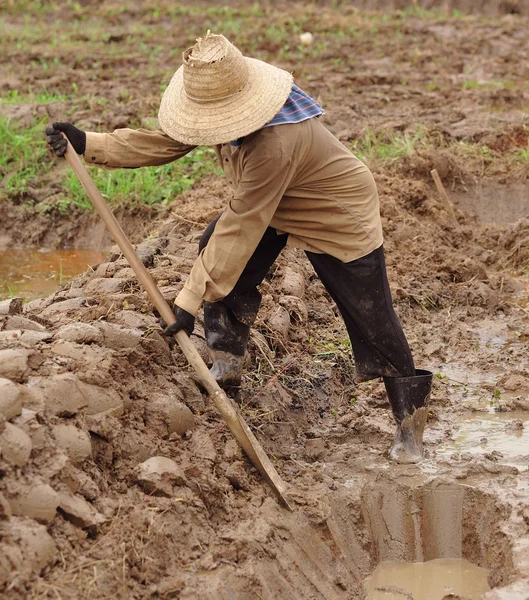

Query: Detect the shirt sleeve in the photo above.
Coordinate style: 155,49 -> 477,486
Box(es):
175,150 -> 295,316
84,128 -> 196,168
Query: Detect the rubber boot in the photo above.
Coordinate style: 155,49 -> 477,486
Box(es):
383,369 -> 433,464
204,302 -> 250,390
209,349 -> 245,389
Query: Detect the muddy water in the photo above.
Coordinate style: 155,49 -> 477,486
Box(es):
452,181 -> 529,225
0,249 -> 107,300
364,558 -> 490,599
435,412 -> 529,467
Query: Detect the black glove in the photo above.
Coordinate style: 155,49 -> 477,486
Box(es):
160,305 -> 195,337
45,122 -> 86,157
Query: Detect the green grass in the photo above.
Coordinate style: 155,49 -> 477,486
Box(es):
0,116 -> 222,211
517,145 -> 529,162
395,5 -> 466,19
313,336 -> 351,358
1,89 -> 71,104
61,147 -> 222,211
463,79 -> 517,91
2,0 -> 527,214
351,127 -> 431,164
0,117 -> 52,195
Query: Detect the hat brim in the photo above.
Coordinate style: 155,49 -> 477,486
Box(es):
158,57 -> 293,146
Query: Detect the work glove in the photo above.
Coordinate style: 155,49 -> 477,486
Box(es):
159,305 -> 195,338
45,122 -> 86,157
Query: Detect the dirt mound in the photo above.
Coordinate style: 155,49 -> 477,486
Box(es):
1,201 -> 529,597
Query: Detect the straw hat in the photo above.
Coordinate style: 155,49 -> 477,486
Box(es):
158,33 -> 293,146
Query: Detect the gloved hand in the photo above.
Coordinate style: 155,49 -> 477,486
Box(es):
45,122 -> 86,157
160,305 -> 195,337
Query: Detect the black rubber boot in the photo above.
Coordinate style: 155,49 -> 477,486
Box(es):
383,369 -> 433,464
204,302 -> 249,389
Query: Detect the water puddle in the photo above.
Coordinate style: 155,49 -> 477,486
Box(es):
510,275 -> 529,310
0,249 -> 107,300
436,363 -> 501,409
364,557 -> 489,599
435,411 -> 529,467
452,181 -> 529,225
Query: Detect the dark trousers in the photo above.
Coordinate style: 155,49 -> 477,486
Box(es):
199,215 -> 415,381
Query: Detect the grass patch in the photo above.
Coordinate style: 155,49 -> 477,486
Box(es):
0,116 -> 222,211
1,89 -> 71,104
395,5 -> 466,19
516,144 -> 529,162
351,127 -> 431,164
2,0 -> 527,213
463,79 -> 517,91
313,336 -> 351,356
49,147 -> 223,213
0,117 -> 52,196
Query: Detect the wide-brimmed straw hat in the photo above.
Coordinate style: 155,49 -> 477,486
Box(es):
158,33 -> 293,146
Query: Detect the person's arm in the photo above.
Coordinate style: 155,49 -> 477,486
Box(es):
84,128 -> 196,168
175,149 -> 296,316
45,122 -> 196,168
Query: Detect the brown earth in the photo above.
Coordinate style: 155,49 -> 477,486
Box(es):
1,1 -> 529,599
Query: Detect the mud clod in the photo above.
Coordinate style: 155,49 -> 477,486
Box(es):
0,422 -> 32,467
56,323 -> 104,345
97,321 -> 143,349
58,491 -> 106,531
0,328 -> 52,348
504,419 -> 524,433
52,423 -> 92,463
1,315 -> 46,332
0,349 -> 29,382
84,277 -> 130,295
280,267 -> 306,298
79,382 -> 124,416
0,378 -> 22,420
305,438 -> 327,461
60,463 -> 100,501
37,373 -> 89,416
9,483 -> 59,523
39,297 -> 87,320
0,519 -> 57,587
0,298 -> 23,316
144,395 -> 196,438
266,305 -> 291,340
136,456 -> 188,496
225,461 -> 252,491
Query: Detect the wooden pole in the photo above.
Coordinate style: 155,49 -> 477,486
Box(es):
430,169 -> 458,224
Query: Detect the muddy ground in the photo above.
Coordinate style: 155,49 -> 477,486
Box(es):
1,1 -> 529,598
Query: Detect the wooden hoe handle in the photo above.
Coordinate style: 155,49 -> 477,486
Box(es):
62,139 -> 291,509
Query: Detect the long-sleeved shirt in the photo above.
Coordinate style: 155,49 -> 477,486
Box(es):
84,118 -> 383,316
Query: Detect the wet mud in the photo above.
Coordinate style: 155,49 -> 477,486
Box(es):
1,0 -> 529,598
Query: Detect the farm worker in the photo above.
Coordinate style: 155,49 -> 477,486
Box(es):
45,32 -> 433,464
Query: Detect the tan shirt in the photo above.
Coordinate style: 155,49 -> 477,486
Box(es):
85,119 -> 383,316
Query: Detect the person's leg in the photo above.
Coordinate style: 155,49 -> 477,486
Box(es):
306,246 -> 433,463
306,245 -> 414,380
199,214 -> 287,387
